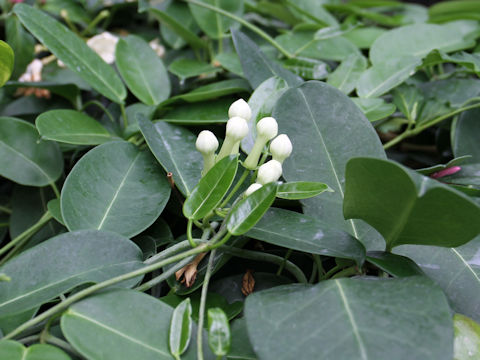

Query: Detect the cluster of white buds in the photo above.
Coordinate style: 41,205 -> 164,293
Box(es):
194,99 -> 292,184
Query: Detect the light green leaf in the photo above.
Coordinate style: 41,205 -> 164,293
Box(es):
13,3 -> 126,103
168,58 -> 220,79
138,116 -> 202,197
0,117 -> 63,187
454,108 -> 480,163
116,35 -> 170,106
61,141 -> 170,237
245,276 -> 453,360
352,97 -> 397,122
276,181 -> 332,200
344,158 -> 480,249
208,308 -> 231,356
36,110 -> 113,145
454,314 -> 480,360
0,41 -> 14,87
169,298 -> 193,358
183,155 -> 238,220
0,230 -> 143,315
327,54 -> 367,95
0,341 -> 71,360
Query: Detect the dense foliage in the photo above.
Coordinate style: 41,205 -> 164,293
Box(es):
0,0 -> 480,359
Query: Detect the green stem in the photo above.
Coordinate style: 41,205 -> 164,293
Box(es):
331,266 -> 358,279
3,243 -> 210,340
50,182 -> 60,199
220,245 -> 307,283
197,249 -> 216,360
135,255 -> 195,292
0,205 -> 11,214
80,10 -> 109,36
312,254 -> 324,278
120,103 -> 128,129
322,264 -> 343,280
383,102 -> 480,150
182,0 -> 294,59
308,264 -> 317,283
81,100 -> 115,123
0,212 -> 52,258
218,169 -> 249,208
276,248 -> 292,276
187,219 -> 197,247
144,240 -> 192,265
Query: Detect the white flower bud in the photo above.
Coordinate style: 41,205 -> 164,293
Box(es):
87,32 -> 119,64
225,117 -> 249,141
270,134 -> 293,163
243,117 -> 278,170
256,117 -> 278,140
256,160 -> 282,185
228,99 -> 252,122
196,130 -> 219,176
196,130 -> 219,154
245,183 -> 263,196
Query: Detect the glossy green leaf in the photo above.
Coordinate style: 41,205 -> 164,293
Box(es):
417,156 -> 472,176
169,298 -> 193,358
14,3 -> 126,104
0,230 -> 143,315
369,21 -> 478,66
189,0 -> 243,39
454,314 -> 480,360
227,318 -> 256,360
168,58 -> 219,79
395,236 -> 480,322
5,81 -> 81,107
277,181 -> 332,200
61,289 -> 212,360
0,341 -> 71,360
214,52 -> 243,76
166,79 -> 250,104
5,16 -> 34,79
366,251 -> 424,277
419,78 -> 480,108
183,156 -> 238,220
247,208 -> 365,264
138,116 -> 202,197
327,54 -> 367,95
159,98 -> 231,125
208,308 -> 231,356
116,35 -> 170,106
36,109 -> 112,145
344,157 -> 480,249
61,141 -> 170,237
149,7 -> 206,49
160,2 -> 200,49
0,117 -> 63,186
0,41 -> 14,87
273,81 -> 386,250
232,30 -> 301,89
242,76 -> 290,154
245,276 -> 453,360
356,56 -> 422,98
454,108 -> 480,163
47,198 -> 64,225
351,98 -> 396,122
226,182 -> 277,235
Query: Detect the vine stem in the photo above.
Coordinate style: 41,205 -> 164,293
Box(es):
182,0 -> 294,59
81,100 -> 115,123
0,212 -> 52,258
218,169 -> 249,209
0,205 -> 11,214
197,249 -> 216,360
383,102 -> 480,149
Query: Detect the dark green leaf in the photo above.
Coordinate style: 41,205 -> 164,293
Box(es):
61,141 -> 170,237
116,35 -> 170,106
344,157 -> 480,248
0,117 -> 63,186
138,116 -> 202,197
454,108 -> 480,163
247,208 -> 365,264
159,98 -> 231,125
207,308 -> 231,356
366,251 -> 424,277
189,0 -> 243,39
47,198 -> 64,226
352,98 -> 396,122
0,341 -> 71,360
160,2 -> 200,49
168,58 -> 220,79
231,30 -> 301,89
245,277 -> 453,360
227,318 -> 256,360
327,54 -> 367,94
273,81 -> 386,250
5,16 -> 35,79
36,109 -> 113,145
226,182 -> 277,235
169,298 -> 193,358
13,3 -> 126,103
5,81 -> 81,107
183,155 -> 238,220
0,230 -> 143,315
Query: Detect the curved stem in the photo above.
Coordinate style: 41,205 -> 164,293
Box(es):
0,212 -> 52,258
144,240 -> 191,265
197,249 -> 216,360
220,245 -> 307,283
187,219 -> 197,247
331,266 -> 358,279
182,0 -> 294,59
50,182 -> 60,199
218,169 -> 249,208
81,100 -> 115,124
